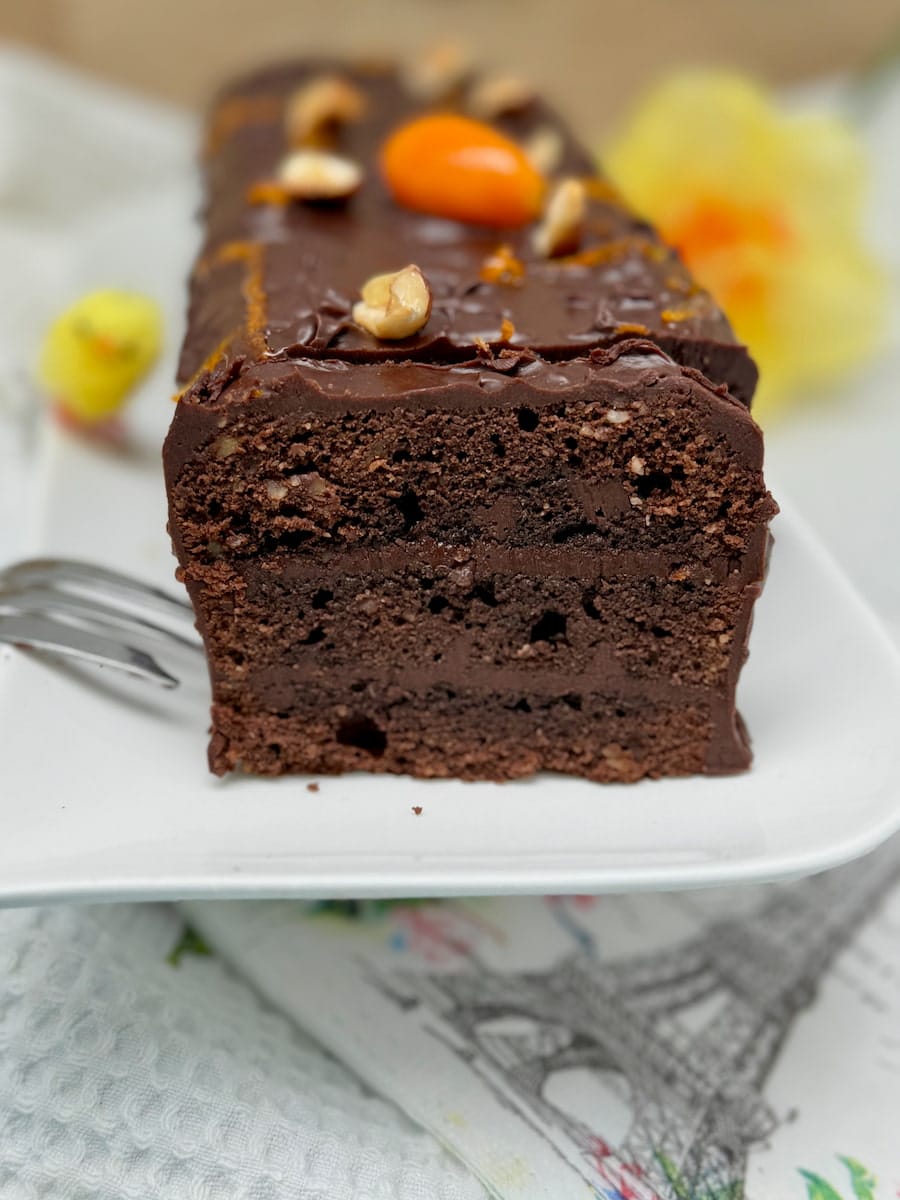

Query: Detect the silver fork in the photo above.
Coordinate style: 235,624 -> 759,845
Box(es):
0,558 -> 201,688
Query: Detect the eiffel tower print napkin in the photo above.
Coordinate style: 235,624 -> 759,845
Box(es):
184,840 -> 900,1200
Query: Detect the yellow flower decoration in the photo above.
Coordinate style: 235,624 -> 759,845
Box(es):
605,70 -> 885,420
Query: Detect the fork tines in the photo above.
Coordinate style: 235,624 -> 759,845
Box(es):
0,557 -> 200,688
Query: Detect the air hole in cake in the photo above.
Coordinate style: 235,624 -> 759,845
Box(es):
301,626 -> 326,645
350,681 -> 365,693
651,625 -> 673,638
582,593 -> 602,620
517,407 -> 539,432
530,610 -> 568,644
392,446 -> 411,463
336,716 -> 387,757
553,521 -> 597,543
472,581 -> 498,607
567,454 -> 583,468
208,499 -> 222,518
262,529 -> 315,552
562,693 -> 583,711
635,464 -> 684,499
428,595 -> 449,614
490,433 -> 506,458
509,697 -> 532,713
311,588 -> 333,609
395,487 -> 424,531
564,436 -> 578,450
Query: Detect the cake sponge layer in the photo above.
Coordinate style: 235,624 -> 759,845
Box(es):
209,682 -> 720,781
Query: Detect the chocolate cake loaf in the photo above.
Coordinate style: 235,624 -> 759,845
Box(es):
164,58 -> 776,781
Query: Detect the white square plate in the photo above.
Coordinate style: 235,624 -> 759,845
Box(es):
1,64 -> 898,905
2,405 -> 900,904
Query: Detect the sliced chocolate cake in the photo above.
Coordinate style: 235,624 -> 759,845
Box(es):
164,59 -> 776,781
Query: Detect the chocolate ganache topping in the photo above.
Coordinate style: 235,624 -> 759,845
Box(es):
178,60 -> 757,405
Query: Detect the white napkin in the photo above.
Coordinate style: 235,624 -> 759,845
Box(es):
1,46 -> 899,1200
0,904 -> 485,1199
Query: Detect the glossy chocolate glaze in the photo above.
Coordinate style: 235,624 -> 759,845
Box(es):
177,60 -> 757,403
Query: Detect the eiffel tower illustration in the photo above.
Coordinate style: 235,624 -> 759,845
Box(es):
375,842 -> 900,1198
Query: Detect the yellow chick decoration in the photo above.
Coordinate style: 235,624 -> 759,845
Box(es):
38,289 -> 163,432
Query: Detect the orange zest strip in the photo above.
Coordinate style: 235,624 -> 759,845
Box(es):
205,95 -> 284,156
664,274 -> 704,297
172,332 -> 239,402
216,241 -> 268,358
560,236 -> 668,269
583,177 -> 627,205
480,244 -> 526,286
246,180 -> 292,206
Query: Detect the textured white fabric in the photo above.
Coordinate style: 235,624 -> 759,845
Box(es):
0,904 -> 487,1200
